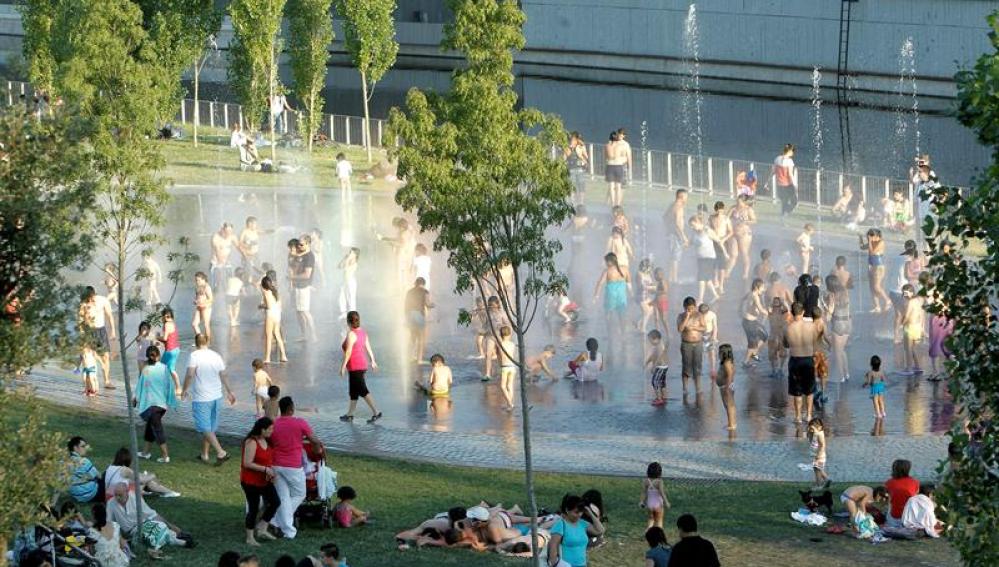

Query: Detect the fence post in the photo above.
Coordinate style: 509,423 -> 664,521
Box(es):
686,155 -> 693,190
727,160 -> 734,198
861,176 -> 868,206
771,174 -> 778,205
884,178 -> 890,202
645,151 -> 653,185
345,117 -> 351,145
707,158 -> 714,195
377,120 -> 383,147
223,104 -> 229,130
667,153 -> 673,187
238,109 -> 244,130
180,100 -> 186,124
7,82 -> 12,106
329,115 -> 334,141
209,101 -> 215,129
815,170 -> 822,210
588,144 -> 595,176
838,173 -> 843,196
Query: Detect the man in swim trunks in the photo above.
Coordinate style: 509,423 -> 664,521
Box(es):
404,277 -> 433,363
210,222 -> 239,290
664,189 -> 689,284
677,296 -> 705,394
783,302 -> 818,423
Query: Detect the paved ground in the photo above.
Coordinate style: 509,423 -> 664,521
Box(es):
40,185 -> 949,482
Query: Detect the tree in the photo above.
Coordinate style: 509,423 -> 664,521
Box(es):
387,0 -> 573,560
135,0 -> 223,147
337,0 -> 397,163
229,0 -> 287,162
0,106 -> 97,564
17,0 -> 57,97
288,0 -> 334,152
50,0 -> 178,543
925,11 -> 999,567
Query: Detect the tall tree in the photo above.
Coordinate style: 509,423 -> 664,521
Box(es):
927,11 -> 999,567
229,0 -> 287,162
135,0 -> 223,147
17,0 -> 57,96
288,0 -> 334,153
388,0 -> 572,560
50,0 -> 177,541
337,0 -> 397,162
0,105 -> 96,564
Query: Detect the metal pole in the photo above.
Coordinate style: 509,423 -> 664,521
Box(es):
345,117 -> 351,146
667,153 -> 673,187
224,104 -> 229,130
728,160 -> 734,198
329,114 -> 334,141
209,101 -> 215,129
861,176 -> 868,208
180,100 -> 186,124
377,120 -> 383,147
588,143 -> 595,176
707,158 -> 714,195
686,155 -> 693,191
816,170 -> 822,209
645,150 -> 653,186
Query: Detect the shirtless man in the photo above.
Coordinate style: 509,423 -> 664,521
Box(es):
740,278 -> 768,366
238,217 -> 267,277
677,296 -> 706,394
783,302 -> 818,423
709,201 -> 734,293
765,271 -> 793,309
664,190 -> 689,284
830,255 -> 854,291
210,222 -> 240,290
605,128 -> 632,207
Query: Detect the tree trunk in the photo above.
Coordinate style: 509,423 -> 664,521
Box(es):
268,46 -> 277,164
116,234 -> 144,548
360,70 -> 372,163
192,58 -> 200,147
511,268 -> 540,562
307,92 -> 314,153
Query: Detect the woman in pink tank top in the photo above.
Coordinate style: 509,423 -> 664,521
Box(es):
339,311 -> 382,423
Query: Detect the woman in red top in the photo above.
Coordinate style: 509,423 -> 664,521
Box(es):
884,459 -> 919,526
241,417 -> 279,545
158,307 -> 181,386
339,310 -> 382,424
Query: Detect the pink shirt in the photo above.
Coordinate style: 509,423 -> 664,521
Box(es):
269,416 -> 314,468
344,327 -> 368,371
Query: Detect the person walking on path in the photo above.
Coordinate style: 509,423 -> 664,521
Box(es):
339,311 -> 382,423
133,345 -> 180,463
269,398 -> 323,540
182,334 -> 237,464
78,286 -> 116,390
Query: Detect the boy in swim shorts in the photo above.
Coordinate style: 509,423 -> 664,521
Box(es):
645,330 -> 669,405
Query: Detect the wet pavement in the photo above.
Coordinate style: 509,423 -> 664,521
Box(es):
36,184 -> 951,481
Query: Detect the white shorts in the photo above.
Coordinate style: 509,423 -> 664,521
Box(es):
255,386 -> 269,399
293,287 -> 311,312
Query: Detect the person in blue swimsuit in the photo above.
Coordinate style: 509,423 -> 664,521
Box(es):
593,253 -> 631,332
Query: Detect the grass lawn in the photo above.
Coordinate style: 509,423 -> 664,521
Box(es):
26,403 -> 957,567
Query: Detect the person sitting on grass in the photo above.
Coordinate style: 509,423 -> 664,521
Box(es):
901,483 -> 944,538
644,526 -> 672,567
103,447 -> 180,499
318,542 -> 349,566
333,486 -> 369,527
67,436 -> 104,504
547,495 -> 606,567
106,482 -> 194,559
395,507 -> 467,549
666,514 -> 718,567
218,551 -> 241,567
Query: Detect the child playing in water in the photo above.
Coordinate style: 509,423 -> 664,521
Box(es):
611,205 -> 631,236
900,283 -> 925,375
417,354 -> 453,397
498,326 -> 518,411
753,249 -> 772,282
699,303 -> 718,379
807,418 -> 830,489
526,345 -> 557,381
263,385 -> 280,420
226,268 -> 245,327
469,297 -> 487,359
928,313 -> 954,381
482,296 -> 508,381
568,337 -> 603,381
767,297 -> 789,377
336,153 -> 353,195
646,330 -> 669,406
192,271 -> 213,343
333,486 -> 369,528
639,462 -> 670,529
78,342 -> 99,397
863,355 -> 887,419
797,224 -> 816,275
136,321 -> 153,376
652,268 -> 669,338
141,250 -> 162,306
252,359 -> 273,416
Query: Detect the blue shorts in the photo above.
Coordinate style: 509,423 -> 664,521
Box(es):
161,348 -> 180,376
192,398 -> 222,433
516,524 -> 531,536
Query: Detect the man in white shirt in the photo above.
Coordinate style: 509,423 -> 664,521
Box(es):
270,92 -> 292,134
79,286 -> 116,389
182,334 -> 237,464
901,483 -> 943,538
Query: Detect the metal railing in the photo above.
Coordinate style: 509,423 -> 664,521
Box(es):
5,79 -> 942,208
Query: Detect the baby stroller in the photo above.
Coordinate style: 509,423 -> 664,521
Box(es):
295,441 -> 337,529
12,523 -> 99,567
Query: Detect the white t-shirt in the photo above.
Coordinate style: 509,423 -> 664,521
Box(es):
270,95 -> 286,117
187,348 -> 226,402
336,160 -> 353,180
230,130 -> 246,148
226,276 -> 243,297
413,255 -> 432,283
90,295 -> 111,328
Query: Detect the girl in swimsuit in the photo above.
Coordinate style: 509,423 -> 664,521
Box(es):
635,259 -> 656,333
593,252 -> 631,333
717,344 -> 737,430
652,268 -> 669,340
192,271 -> 213,343
260,276 -> 288,363
727,195 -> 757,280
606,226 -> 634,270
640,462 -> 669,529
859,229 -> 889,313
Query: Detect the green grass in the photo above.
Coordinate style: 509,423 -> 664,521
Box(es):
156,131 -> 396,192
27,403 -> 957,567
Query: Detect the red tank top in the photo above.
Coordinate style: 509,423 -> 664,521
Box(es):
343,327 -> 367,371
240,438 -> 273,487
164,326 -> 179,351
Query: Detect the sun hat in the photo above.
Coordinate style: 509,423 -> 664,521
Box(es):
466,506 -> 489,522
